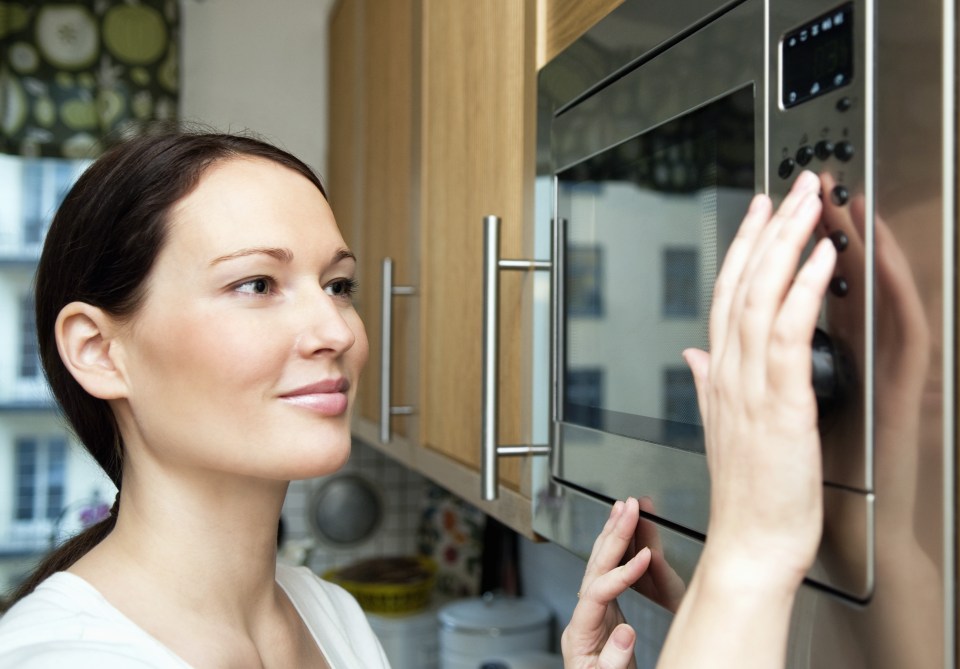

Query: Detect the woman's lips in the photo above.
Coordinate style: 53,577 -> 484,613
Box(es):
280,379 -> 350,416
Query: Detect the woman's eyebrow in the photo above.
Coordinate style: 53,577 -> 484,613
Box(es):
333,248 -> 357,264
209,247 -> 294,265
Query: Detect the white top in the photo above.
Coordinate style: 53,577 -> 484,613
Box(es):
0,563 -> 390,668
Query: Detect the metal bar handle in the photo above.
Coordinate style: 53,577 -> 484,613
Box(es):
380,258 -> 415,443
481,215 -> 551,501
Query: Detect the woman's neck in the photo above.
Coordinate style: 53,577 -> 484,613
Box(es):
69,466 -> 290,625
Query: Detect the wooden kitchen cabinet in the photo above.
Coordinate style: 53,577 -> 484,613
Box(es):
328,0 -> 418,441
328,0 -> 620,537
416,0 -> 538,515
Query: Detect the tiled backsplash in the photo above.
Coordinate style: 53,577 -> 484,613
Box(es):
281,438 -> 484,598
281,439 -> 428,576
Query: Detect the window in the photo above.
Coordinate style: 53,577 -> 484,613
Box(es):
14,436 -> 67,523
18,293 -> 39,379
662,248 -> 699,318
566,245 -> 604,317
21,161 -> 45,246
663,366 -> 700,427
19,158 -> 83,248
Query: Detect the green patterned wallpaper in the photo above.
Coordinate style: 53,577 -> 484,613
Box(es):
0,0 -> 179,158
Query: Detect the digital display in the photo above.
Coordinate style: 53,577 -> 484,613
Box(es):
781,3 -> 853,108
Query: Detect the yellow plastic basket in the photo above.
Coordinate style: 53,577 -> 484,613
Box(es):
324,556 -> 437,615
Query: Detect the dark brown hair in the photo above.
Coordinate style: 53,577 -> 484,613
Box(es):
4,128 -> 326,608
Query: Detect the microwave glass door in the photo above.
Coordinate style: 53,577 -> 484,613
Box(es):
558,85 -> 755,457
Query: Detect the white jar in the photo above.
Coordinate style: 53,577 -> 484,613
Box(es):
366,606 -> 439,669
438,596 -> 552,669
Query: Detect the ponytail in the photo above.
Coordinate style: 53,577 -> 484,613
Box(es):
1,507 -> 118,612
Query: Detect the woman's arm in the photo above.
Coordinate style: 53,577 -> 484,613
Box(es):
562,170 -> 836,669
658,170 -> 833,667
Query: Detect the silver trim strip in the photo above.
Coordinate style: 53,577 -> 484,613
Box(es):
941,0 -> 956,662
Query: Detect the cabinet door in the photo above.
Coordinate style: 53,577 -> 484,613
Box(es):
419,0 -> 538,495
327,1 -> 360,251
329,0 -> 417,441
360,0 -> 417,441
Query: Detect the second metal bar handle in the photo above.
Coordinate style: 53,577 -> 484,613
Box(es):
380,258 -> 415,443
481,215 -> 551,501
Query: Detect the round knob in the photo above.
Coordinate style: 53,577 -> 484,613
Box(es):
811,328 -> 839,402
796,145 -> 815,166
778,157 -> 796,179
815,140 -> 834,160
834,141 -> 855,162
811,328 -> 853,432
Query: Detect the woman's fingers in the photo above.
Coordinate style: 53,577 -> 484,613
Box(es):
582,499 -> 638,584
570,504 -> 650,637
564,548 -> 649,659
738,191 -> 824,393
596,624 -> 637,669
709,194 -> 771,360
586,547 -> 650,604
768,238 -> 837,398
682,348 -> 711,423
712,171 -> 821,383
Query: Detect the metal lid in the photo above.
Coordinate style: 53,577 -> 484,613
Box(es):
438,596 -> 551,636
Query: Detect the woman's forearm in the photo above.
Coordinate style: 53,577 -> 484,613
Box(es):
657,551 -> 801,669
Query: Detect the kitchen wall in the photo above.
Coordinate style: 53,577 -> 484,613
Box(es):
181,0 -> 335,175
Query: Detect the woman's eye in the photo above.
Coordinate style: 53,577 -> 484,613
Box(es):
325,278 -> 358,300
235,277 -> 273,295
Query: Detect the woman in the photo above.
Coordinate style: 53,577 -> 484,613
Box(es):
0,129 -> 833,668
0,131 -> 385,667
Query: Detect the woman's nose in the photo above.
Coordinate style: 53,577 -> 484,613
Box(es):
294,288 -> 357,357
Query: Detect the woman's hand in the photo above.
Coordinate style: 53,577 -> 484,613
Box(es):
658,170 -> 837,668
561,498 -> 651,669
683,170 -> 835,588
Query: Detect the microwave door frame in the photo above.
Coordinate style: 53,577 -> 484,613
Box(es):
547,0 -> 766,542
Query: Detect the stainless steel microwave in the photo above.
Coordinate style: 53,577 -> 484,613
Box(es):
529,0 -> 955,666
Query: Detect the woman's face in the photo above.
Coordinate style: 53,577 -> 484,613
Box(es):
111,157 -> 368,481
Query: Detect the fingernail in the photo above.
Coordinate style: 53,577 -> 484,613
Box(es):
796,170 -> 819,191
748,193 -> 768,212
792,188 -> 819,214
611,501 -> 624,517
812,237 -> 838,268
612,625 -> 634,651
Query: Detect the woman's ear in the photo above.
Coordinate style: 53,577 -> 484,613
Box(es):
55,302 -> 129,400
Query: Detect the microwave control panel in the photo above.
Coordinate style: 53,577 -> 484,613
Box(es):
770,0 -> 874,602
769,0 -> 870,485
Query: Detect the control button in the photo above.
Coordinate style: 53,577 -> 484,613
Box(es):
778,157 -> 796,179
829,277 -> 849,297
829,230 -> 849,252
815,140 -> 834,160
834,141 -> 855,162
836,97 -> 853,112
796,145 -> 815,166
831,185 -> 850,206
